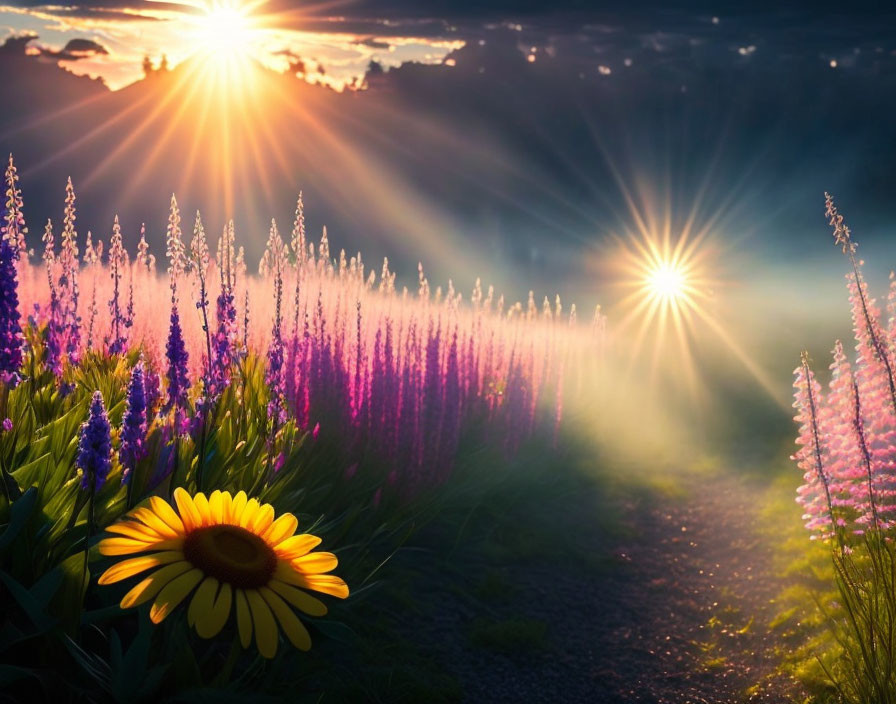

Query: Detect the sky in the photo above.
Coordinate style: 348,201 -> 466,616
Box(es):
1,1 -> 895,418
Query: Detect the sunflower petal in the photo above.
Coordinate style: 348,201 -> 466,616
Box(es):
174,488 -> 202,533
192,493 -> 212,527
235,589 -> 253,648
188,576 -> 218,628
263,513 -> 298,546
98,536 -> 183,556
98,551 -> 184,585
268,579 -> 328,617
297,574 -> 350,599
148,496 -> 186,534
218,491 -> 233,524
197,583 -> 232,639
150,568 -> 204,623
128,507 -> 180,539
292,552 -> 338,574
104,521 -> 164,542
229,491 -> 248,526
260,587 -> 311,651
239,499 -> 261,529
272,533 -> 318,560
248,503 -> 275,535
120,561 -> 193,609
246,589 -> 279,659
208,490 -> 225,524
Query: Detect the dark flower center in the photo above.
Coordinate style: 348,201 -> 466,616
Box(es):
183,524 -> 277,588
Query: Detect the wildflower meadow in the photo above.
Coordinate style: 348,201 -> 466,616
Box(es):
0,155 -> 604,700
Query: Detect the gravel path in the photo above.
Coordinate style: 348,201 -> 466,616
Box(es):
399,470 -> 806,703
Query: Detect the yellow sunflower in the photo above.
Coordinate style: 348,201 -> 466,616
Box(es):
97,488 -> 349,658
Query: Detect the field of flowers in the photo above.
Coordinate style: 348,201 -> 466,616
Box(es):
0,155 -> 604,699
791,195 -> 896,703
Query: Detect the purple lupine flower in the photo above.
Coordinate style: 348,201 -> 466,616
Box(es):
42,219 -> 64,376
164,305 -> 190,415
144,364 -> 162,416
107,215 -> 128,355
209,288 -> 236,396
136,223 -> 152,271
2,418 -> 12,433
59,178 -> 81,364
0,237 -> 24,385
119,362 -> 148,484
208,222 -> 236,397
83,230 -> 100,350
264,220 -> 287,425
77,391 -> 112,491
2,155 -> 28,259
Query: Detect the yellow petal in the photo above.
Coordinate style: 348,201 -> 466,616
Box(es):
150,568 -> 204,624
235,589 -> 253,648
98,536 -> 183,556
260,587 -> 311,651
246,589 -> 279,659
268,579 -> 328,617
98,551 -> 184,585
293,552 -> 338,575
148,496 -> 186,535
297,574 -> 350,600
217,491 -> 233,523
229,491 -> 248,526
192,493 -> 212,527
129,507 -> 180,539
275,534 -> 321,561
239,499 -> 261,529
174,488 -> 202,533
187,576 -> 218,628
263,514 -> 299,547
248,504 -> 275,535
104,521 -> 164,542
208,490 -> 225,524
196,583 -> 232,639
120,561 -> 193,609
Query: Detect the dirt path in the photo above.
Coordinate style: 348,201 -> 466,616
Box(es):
399,470 -> 807,703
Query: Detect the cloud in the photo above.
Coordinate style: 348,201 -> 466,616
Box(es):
0,32 -> 109,61
354,36 -> 393,50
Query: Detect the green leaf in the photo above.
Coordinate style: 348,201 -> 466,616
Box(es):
50,551 -> 90,635
0,569 -> 56,634
0,487 -> 37,556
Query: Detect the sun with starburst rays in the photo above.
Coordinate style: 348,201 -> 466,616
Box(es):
616,228 -> 714,372
184,1 -> 265,79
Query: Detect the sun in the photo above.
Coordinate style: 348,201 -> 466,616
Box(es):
194,5 -> 253,58
646,261 -> 687,304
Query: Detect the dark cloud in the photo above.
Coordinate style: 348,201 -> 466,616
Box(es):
353,37 -> 393,50
0,33 -> 109,62
45,38 -> 110,61
0,32 -> 37,56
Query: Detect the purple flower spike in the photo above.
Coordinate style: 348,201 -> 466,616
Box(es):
78,391 -> 112,492
0,238 -> 24,384
164,304 -> 190,415
120,362 -> 148,484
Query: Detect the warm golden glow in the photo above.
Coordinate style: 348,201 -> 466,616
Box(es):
194,6 -> 254,58
645,261 -> 687,303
